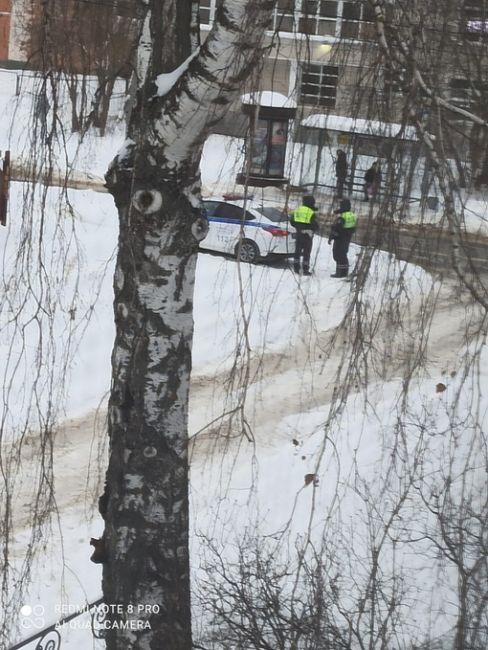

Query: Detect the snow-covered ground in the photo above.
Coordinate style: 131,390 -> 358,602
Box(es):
1,69 -> 487,650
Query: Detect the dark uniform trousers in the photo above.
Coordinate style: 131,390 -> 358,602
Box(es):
294,231 -> 313,272
332,229 -> 353,276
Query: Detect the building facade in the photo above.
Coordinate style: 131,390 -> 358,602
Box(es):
2,0 -> 487,191
200,0 -> 381,133
0,0 -> 12,61
1,0 -> 139,74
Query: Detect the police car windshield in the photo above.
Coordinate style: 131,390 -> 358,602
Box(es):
259,207 -> 288,222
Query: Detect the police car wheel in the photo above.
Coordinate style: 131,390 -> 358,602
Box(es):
236,239 -> 260,264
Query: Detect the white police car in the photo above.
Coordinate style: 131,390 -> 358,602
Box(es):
201,198 -> 295,263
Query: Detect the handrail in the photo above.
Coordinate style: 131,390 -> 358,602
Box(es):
9,597 -> 105,650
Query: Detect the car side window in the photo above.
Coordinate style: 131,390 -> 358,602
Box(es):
203,201 -> 220,216
214,203 -> 255,221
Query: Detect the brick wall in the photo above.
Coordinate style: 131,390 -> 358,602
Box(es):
13,0 -> 138,74
0,0 -> 11,60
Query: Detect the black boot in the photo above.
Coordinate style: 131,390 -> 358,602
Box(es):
331,265 -> 348,278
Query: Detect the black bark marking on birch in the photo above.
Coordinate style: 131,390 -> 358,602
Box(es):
197,45 -> 217,64
211,95 -> 231,106
120,385 -> 134,423
99,482 -> 110,519
132,189 -> 163,215
180,80 -> 199,104
143,446 -> 157,458
215,4 -> 243,32
192,59 -> 242,91
191,216 -> 208,242
111,176 -> 203,256
105,167 -> 134,210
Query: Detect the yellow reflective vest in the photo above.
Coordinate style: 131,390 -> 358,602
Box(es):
292,206 -> 315,224
341,210 -> 357,229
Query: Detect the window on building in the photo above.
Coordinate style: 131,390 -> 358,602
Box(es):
199,0 -> 212,25
203,0 -> 296,31
273,0 -> 296,32
200,0 -> 374,40
299,1 -> 338,37
463,0 -> 488,41
449,78 -> 488,114
341,1 -> 375,39
299,64 -> 339,107
383,66 -> 408,95
248,118 -> 289,178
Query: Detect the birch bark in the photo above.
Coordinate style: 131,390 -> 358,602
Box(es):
101,1 -> 276,648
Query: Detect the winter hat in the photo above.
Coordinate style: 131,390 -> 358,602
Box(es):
303,195 -> 316,209
339,198 -> 351,212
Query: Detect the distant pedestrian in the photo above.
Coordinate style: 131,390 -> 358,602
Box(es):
290,195 -> 318,276
364,161 -> 381,202
328,198 -> 357,278
335,149 -> 348,199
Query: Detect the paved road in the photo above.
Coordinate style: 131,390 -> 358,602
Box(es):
355,217 -> 488,276
9,164 -> 488,275
10,161 -> 107,192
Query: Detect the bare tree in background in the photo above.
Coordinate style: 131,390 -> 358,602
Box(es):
362,0 -> 488,299
2,1 -> 488,649
190,3 -> 488,649
25,0 -> 139,134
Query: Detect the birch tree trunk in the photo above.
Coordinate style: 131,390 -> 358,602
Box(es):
100,1 -> 276,648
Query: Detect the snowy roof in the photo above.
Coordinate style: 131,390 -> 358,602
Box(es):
241,91 -> 297,109
302,113 -> 418,140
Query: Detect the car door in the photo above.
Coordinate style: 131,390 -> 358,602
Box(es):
213,202 -> 256,254
201,200 -> 223,252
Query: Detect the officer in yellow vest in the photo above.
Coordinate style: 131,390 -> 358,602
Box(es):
290,195 -> 318,275
328,198 -> 357,278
